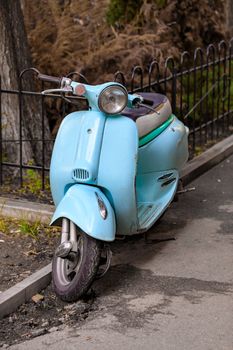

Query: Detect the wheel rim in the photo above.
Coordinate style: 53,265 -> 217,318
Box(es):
56,235 -> 84,287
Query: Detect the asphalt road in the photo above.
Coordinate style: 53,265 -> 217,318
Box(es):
9,155 -> 233,350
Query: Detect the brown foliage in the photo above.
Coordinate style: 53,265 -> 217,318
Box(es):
22,0 -> 227,84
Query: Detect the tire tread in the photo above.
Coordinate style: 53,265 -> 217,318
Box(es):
52,233 -> 101,302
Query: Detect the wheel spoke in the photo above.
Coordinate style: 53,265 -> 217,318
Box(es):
67,270 -> 76,281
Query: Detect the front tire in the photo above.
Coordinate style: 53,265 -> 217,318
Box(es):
52,231 -> 101,302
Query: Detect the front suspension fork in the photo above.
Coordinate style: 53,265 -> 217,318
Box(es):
56,218 -> 78,258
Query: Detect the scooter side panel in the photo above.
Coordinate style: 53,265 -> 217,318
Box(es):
50,111 -> 106,207
97,116 -> 139,236
136,170 -> 179,231
136,170 -> 179,203
51,184 -> 116,242
135,117 -> 188,232
137,117 -> 189,174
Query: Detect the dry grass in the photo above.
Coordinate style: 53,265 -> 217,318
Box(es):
21,0 -> 227,84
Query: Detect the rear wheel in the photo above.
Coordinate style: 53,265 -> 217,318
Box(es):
52,219 -> 102,302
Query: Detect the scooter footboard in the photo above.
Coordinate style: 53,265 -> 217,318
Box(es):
50,185 -> 116,242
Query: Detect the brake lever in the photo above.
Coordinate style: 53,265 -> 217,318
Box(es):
42,86 -> 73,95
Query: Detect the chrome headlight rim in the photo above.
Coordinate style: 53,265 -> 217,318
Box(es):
98,84 -> 128,115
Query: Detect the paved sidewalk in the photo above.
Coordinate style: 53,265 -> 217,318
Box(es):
9,155 -> 233,350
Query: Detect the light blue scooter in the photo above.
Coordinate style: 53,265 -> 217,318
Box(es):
38,72 -> 189,302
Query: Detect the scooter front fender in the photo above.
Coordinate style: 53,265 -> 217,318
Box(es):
50,185 -> 116,242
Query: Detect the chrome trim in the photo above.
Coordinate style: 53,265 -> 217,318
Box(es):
98,84 -> 128,115
161,177 -> 176,187
157,172 -> 174,181
61,218 -> 69,243
95,192 -> 108,220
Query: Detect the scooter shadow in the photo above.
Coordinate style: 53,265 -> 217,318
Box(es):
93,212 -> 187,296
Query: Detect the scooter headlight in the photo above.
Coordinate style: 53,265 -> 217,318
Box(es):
98,85 -> 128,115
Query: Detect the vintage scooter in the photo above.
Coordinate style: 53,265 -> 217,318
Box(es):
37,72 -> 189,302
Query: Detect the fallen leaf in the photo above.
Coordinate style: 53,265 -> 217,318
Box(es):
23,250 -> 39,256
32,294 -> 44,303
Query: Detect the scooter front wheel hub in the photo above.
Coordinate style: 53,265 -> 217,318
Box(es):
55,241 -> 73,258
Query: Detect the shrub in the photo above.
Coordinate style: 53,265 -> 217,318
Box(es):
106,0 -> 143,25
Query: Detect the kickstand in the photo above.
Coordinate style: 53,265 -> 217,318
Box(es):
144,233 -> 176,244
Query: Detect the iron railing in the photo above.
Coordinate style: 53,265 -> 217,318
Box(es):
0,39 -> 232,190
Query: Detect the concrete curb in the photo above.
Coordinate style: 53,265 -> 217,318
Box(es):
180,134 -> 233,186
0,197 -> 54,225
0,134 -> 233,319
0,264 -> 51,319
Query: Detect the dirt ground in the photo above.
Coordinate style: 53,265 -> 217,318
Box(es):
0,283 -> 97,347
0,236 -> 131,347
0,219 -> 59,292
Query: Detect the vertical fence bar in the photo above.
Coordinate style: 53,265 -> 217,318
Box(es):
164,57 -> 175,113
192,51 -> 198,154
180,52 -> 190,119
148,60 -> 160,93
179,57 -> 183,118
195,48 -> 204,146
18,75 -> 23,186
0,76 -> 2,185
186,62 -> 191,119
207,44 -> 216,141
219,41 -> 227,136
172,67 -> 177,113
181,53 -> 191,129
199,50 -> 204,145
41,81 -> 45,190
163,63 -> 168,95
216,45 -> 221,138
228,39 -> 233,130
130,66 -> 143,93
205,47 -> 210,144
164,57 -> 174,97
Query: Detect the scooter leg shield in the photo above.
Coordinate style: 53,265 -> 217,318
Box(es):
50,185 -> 116,242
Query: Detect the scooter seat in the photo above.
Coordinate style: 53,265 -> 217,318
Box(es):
122,93 -> 172,138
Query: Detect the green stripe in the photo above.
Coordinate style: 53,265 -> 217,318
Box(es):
139,114 -> 174,147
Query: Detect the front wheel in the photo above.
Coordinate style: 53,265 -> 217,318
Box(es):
52,219 -> 102,302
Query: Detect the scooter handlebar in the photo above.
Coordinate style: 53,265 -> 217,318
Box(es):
37,73 -> 62,85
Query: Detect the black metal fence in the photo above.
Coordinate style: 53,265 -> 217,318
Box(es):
0,39 -> 233,190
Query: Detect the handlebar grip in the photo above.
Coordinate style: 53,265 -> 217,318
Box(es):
37,73 -> 62,84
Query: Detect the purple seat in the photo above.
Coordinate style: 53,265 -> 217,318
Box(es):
122,93 -> 168,121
